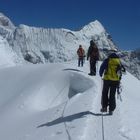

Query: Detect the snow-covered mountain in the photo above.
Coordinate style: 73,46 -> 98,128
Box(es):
0,12 -> 140,140
118,49 -> 140,80
0,12 -> 117,64
11,21 -> 117,63
0,12 -> 140,80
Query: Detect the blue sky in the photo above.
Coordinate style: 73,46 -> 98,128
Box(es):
0,0 -> 140,50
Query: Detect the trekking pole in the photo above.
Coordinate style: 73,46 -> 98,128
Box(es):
117,93 -> 122,102
117,82 -> 123,102
96,61 -> 98,75
100,78 -> 105,140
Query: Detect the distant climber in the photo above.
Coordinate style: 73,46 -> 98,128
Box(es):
77,45 -> 85,67
99,49 -> 125,115
87,40 -> 99,75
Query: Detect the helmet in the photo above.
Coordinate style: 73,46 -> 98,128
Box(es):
109,48 -> 118,53
90,40 -> 95,46
108,48 -> 119,57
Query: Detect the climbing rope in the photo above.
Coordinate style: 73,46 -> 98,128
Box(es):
101,113 -> 105,140
48,83 -> 69,109
48,82 -> 71,140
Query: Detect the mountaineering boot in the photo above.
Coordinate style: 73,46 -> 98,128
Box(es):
88,73 -> 93,76
100,108 -> 107,112
88,73 -> 96,76
109,111 -> 113,115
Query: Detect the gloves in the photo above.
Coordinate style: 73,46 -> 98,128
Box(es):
100,74 -> 102,77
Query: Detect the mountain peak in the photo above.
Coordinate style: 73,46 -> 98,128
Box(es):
0,12 -> 15,30
80,20 -> 105,34
89,20 -> 103,26
0,12 -> 5,16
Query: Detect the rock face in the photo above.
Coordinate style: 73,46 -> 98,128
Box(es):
0,12 -> 140,80
121,49 -> 140,80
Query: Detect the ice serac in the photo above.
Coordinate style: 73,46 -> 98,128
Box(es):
11,20 -> 117,64
12,24 -> 79,64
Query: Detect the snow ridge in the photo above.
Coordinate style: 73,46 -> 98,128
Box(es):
0,12 -> 140,80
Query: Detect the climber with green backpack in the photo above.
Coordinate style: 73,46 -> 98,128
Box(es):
99,49 -> 125,115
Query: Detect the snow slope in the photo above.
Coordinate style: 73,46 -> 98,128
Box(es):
0,61 -> 140,140
0,36 -> 23,68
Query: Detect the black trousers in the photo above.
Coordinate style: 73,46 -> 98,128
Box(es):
101,80 -> 119,111
90,59 -> 97,75
78,57 -> 84,67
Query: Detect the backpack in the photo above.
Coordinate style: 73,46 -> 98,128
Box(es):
88,45 -> 99,60
77,47 -> 85,57
104,58 -> 121,81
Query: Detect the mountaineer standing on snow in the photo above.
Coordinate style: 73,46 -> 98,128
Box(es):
77,45 -> 85,67
87,40 -> 99,76
99,49 -> 125,115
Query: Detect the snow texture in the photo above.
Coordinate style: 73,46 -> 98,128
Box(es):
0,61 -> 140,140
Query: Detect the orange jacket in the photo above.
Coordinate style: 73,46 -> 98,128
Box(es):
77,47 -> 85,57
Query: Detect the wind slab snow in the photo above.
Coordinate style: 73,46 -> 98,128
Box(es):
0,61 -> 140,140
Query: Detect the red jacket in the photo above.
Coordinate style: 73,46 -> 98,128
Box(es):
77,47 -> 85,57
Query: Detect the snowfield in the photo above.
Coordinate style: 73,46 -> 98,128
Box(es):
0,61 -> 140,140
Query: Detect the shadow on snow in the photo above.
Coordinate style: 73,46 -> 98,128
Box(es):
37,111 -> 110,128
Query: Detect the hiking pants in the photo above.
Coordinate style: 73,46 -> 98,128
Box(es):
78,57 -> 84,67
90,59 -> 97,75
101,80 -> 119,111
